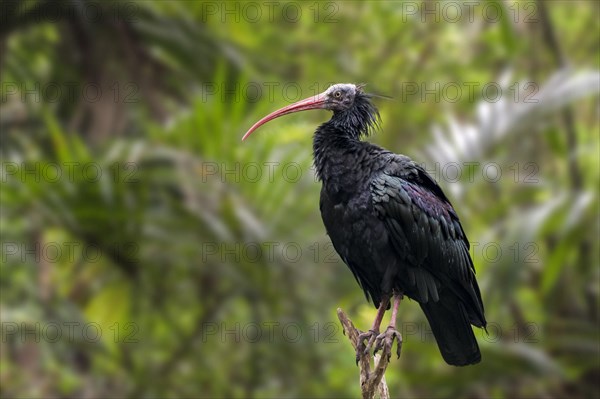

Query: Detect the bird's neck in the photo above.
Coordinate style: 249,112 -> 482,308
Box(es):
312,101 -> 383,192
313,124 -> 355,180
313,123 -> 382,196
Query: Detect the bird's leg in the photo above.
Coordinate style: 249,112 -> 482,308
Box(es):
374,293 -> 403,361
356,296 -> 390,362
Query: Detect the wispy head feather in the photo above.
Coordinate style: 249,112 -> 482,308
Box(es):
352,92 -> 381,138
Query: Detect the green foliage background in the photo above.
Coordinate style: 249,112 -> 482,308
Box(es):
1,1 -> 599,398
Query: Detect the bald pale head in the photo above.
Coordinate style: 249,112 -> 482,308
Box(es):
322,83 -> 362,112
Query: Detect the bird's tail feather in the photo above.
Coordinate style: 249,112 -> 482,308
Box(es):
419,293 -> 481,366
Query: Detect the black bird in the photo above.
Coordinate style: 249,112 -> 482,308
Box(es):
243,83 -> 486,366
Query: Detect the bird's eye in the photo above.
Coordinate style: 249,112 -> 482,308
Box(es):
334,91 -> 342,98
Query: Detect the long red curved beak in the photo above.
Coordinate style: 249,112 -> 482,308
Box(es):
242,92 -> 327,141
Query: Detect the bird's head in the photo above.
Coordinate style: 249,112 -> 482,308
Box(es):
242,83 -> 380,140
322,83 -> 361,111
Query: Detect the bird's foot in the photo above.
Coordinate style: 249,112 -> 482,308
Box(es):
374,325 -> 402,362
356,329 -> 379,364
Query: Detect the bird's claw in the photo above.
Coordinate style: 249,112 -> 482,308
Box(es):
373,325 -> 402,361
356,329 -> 379,364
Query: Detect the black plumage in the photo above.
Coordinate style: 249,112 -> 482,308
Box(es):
244,83 -> 486,366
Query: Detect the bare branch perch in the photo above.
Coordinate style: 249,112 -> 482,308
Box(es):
337,308 -> 392,399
